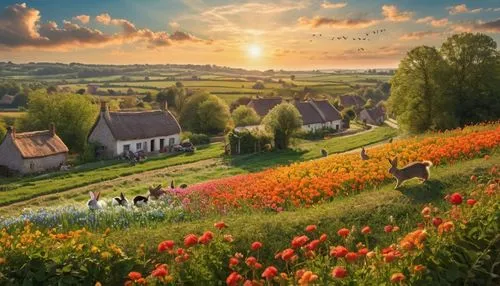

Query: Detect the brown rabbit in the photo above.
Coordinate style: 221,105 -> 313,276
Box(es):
388,157 -> 433,189
360,147 -> 369,160
149,185 -> 167,199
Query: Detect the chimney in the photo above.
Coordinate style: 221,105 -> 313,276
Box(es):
49,123 -> 56,136
7,126 -> 16,139
161,101 -> 168,111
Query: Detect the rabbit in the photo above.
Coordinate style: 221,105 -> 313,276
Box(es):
320,148 -> 328,157
388,138 -> 393,144
87,191 -> 105,210
179,184 -> 188,189
149,185 -> 167,199
360,147 -> 369,160
112,192 -> 129,207
133,195 -> 149,207
388,157 -> 433,189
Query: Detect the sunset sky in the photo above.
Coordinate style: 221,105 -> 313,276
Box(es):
0,0 -> 499,70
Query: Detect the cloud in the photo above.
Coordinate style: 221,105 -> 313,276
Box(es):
399,31 -> 441,41
416,16 -> 449,27
453,19 -> 500,33
382,5 -> 413,22
321,1 -> 347,9
298,16 -> 379,29
169,21 -> 180,29
73,15 -> 90,24
0,3 -> 208,50
204,2 -> 306,16
448,4 -> 482,15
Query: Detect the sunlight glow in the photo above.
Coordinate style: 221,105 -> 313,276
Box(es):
247,44 -> 262,58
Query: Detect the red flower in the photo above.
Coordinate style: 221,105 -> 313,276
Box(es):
390,273 -> 405,283
251,241 -> 263,251
198,231 -> 214,245
421,207 -> 431,216
245,256 -> 257,267
467,199 -> 477,206
158,240 -> 175,253
330,246 -> 348,258
291,235 -> 309,248
414,265 -> 426,273
184,234 -> 198,248
226,272 -> 243,286
254,263 -> 262,270
281,248 -> 295,261
384,225 -> 393,233
432,217 -> 443,227
214,221 -> 228,230
305,225 -> 317,232
331,266 -> 348,278
128,272 -> 142,281
319,233 -> 328,242
470,175 -> 477,182
449,193 -> 463,205
229,257 -> 239,267
345,252 -> 358,263
306,239 -> 320,251
384,252 -> 397,263
262,266 -> 278,280
337,228 -> 350,238
358,248 -> 369,256
361,226 -> 371,235
151,265 -> 168,278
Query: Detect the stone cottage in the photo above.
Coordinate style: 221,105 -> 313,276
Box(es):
359,106 -> 386,125
0,124 -> 69,174
88,102 -> 182,157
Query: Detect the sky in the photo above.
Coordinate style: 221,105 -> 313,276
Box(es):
0,0 -> 499,70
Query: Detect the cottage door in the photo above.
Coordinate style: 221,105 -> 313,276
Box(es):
151,139 -> 155,152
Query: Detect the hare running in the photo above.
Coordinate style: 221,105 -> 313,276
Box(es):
388,157 -> 433,189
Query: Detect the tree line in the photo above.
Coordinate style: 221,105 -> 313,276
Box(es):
389,33 -> 500,133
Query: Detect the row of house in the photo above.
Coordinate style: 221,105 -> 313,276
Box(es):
0,102 -> 181,174
247,98 -> 343,132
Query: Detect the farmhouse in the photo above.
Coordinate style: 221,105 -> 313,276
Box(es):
246,98 -> 343,132
339,95 -> 366,110
0,124 -> 69,174
88,102 -> 181,157
359,105 -> 386,125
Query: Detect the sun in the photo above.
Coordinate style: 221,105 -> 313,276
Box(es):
247,44 -> 262,58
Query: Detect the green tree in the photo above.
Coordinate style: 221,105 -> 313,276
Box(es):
232,105 -> 260,127
262,103 -> 302,149
21,91 -> 98,152
180,92 -> 229,134
197,96 -> 231,134
76,88 -> 86,95
252,80 -> 265,90
389,46 -> 452,133
341,107 -> 356,121
0,121 -> 6,139
440,33 -> 500,125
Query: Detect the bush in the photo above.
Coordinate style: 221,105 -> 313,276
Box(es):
227,129 -> 272,155
231,105 -> 260,127
262,103 -> 303,149
295,127 -> 336,140
180,92 -> 230,134
183,133 -> 210,146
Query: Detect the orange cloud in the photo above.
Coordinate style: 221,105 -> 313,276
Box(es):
321,1 -> 347,9
452,19 -> 500,33
448,4 -> 482,15
416,17 -> 449,27
382,5 -> 413,22
73,15 -> 90,24
0,4 -> 208,50
298,16 -> 379,29
399,31 -> 441,41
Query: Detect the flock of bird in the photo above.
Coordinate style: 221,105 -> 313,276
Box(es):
310,29 -> 388,53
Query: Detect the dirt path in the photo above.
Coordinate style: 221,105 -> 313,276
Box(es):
0,158 -> 223,215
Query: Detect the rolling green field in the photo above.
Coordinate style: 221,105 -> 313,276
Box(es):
0,126 -> 398,214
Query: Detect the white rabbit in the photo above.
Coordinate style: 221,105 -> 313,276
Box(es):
87,191 -> 105,210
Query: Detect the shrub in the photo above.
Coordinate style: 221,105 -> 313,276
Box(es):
231,105 -> 260,127
186,133 -> 210,146
262,103 -> 303,149
227,129 -> 272,155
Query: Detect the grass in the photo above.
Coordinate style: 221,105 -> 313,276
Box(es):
0,126 -> 398,214
0,111 -> 26,119
107,152 -> 499,261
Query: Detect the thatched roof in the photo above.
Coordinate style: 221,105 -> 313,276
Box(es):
339,95 -> 366,108
311,100 -> 342,122
8,128 -> 69,159
294,101 -> 324,125
362,106 -> 385,120
100,110 -> 181,141
247,97 -> 282,117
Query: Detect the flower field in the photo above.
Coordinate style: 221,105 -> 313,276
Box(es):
0,167 -> 498,285
177,123 -> 500,213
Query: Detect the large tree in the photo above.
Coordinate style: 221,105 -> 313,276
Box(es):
180,92 -> 230,134
389,46 -> 453,133
440,33 -> 499,125
232,105 -> 260,127
262,103 -> 302,149
21,91 -> 98,152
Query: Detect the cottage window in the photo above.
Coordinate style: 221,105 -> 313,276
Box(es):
136,143 -> 142,150
123,144 -> 130,152
168,138 -> 175,146
29,162 -> 35,170
335,125 -> 339,130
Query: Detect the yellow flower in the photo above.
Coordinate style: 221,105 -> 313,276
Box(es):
100,251 -> 112,260
91,246 -> 100,253
0,257 -> 6,264
95,282 -> 102,286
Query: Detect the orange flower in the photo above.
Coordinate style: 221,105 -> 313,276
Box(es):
226,272 -> 243,286
262,266 -> 278,280
214,221 -> 228,230
305,225 -> 317,232
251,241 -> 263,251
421,207 -> 431,216
298,271 -> 318,285
306,239 -> 320,251
414,264 -> 426,273
390,273 -> 405,283
128,272 -> 142,281
361,226 -> 371,235
438,221 -> 455,234
337,228 -> 350,238
158,240 -> 175,253
151,265 -> 168,278
281,248 -> 295,261
330,246 -> 348,258
291,235 -> 309,248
